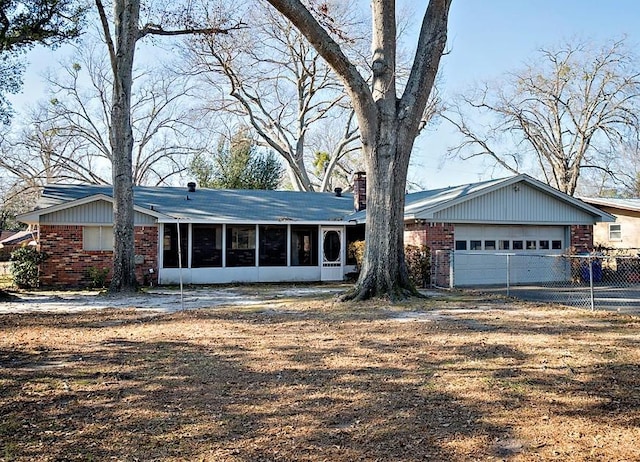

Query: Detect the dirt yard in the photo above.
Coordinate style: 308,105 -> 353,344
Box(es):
1,287 -> 639,461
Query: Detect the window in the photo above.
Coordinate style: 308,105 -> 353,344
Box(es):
455,240 -> 467,250
226,225 -> 256,267
259,225 -> 287,266
470,240 -> 482,250
484,240 -> 496,251
513,240 -> 524,250
552,240 -> 562,250
609,223 -> 622,241
499,240 -> 510,250
163,224 -> 188,268
83,226 -> 114,251
192,224 -> 222,268
291,226 -> 318,266
526,240 -> 537,250
539,240 -> 550,250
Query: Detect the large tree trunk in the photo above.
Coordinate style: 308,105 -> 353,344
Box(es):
351,137 -> 414,300
108,0 -> 139,293
266,0 -> 450,300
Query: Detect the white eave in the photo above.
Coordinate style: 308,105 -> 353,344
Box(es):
580,197 -> 640,214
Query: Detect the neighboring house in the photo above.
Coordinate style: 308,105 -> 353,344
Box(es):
0,229 -> 37,260
580,198 -> 640,251
18,174 -> 613,288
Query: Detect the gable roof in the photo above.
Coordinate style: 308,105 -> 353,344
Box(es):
580,197 -> 640,214
21,184 -> 356,224
349,174 -> 614,224
19,175 -> 616,227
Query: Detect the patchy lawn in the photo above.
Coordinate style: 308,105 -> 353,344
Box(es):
1,291 -> 639,461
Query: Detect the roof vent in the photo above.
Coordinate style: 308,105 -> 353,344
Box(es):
334,187 -> 343,197
187,182 -> 196,193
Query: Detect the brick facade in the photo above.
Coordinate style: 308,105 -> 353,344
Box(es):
38,224 -> 158,288
570,225 -> 594,253
405,222 -> 455,287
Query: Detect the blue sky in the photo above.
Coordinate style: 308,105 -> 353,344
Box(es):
9,1 -> 640,190
411,0 -> 640,189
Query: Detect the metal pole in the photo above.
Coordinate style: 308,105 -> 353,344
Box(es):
449,250 -> 454,289
177,220 -> 184,311
589,254 -> 595,311
506,254 -> 511,297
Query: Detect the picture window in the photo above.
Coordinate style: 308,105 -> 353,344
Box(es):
83,226 -> 114,251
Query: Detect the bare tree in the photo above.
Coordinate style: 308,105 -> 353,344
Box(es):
95,0 -> 241,292
185,1 -> 365,191
0,107 -> 108,186
445,38 -> 640,196
34,40 -> 207,186
266,0 -> 451,300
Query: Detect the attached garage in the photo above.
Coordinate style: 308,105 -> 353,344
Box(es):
453,224 -> 567,286
398,175 -> 615,287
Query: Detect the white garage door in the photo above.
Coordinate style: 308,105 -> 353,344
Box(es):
453,225 -> 567,286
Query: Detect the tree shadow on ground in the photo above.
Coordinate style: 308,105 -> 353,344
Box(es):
1,310 -> 519,461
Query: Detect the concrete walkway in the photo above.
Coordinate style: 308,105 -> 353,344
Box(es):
0,285 -> 347,314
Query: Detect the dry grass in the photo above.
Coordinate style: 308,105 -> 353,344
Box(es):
1,292 -> 639,461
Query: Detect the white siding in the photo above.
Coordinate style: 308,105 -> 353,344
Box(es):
40,199 -> 156,225
432,183 -> 595,224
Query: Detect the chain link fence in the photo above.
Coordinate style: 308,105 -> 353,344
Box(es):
432,250 -> 640,312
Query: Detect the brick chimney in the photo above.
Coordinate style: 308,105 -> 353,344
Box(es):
353,171 -> 366,211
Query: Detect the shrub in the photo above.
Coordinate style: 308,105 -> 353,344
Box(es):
406,245 -> 430,288
86,267 -> 110,289
348,240 -> 365,271
348,240 -> 431,288
10,247 -> 48,289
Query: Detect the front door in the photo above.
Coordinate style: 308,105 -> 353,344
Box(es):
321,227 -> 343,281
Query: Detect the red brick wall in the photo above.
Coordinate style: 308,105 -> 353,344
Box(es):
38,225 -> 158,288
404,222 -> 427,247
404,222 -> 455,287
570,225 -> 593,253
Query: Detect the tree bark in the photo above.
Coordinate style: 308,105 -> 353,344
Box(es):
267,0 -> 451,300
106,0 -> 139,292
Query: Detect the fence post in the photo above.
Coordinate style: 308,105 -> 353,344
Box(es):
588,254 -> 595,311
506,254 -> 511,297
449,250 -> 454,288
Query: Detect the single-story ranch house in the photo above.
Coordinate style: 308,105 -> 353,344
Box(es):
18,173 -> 614,288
